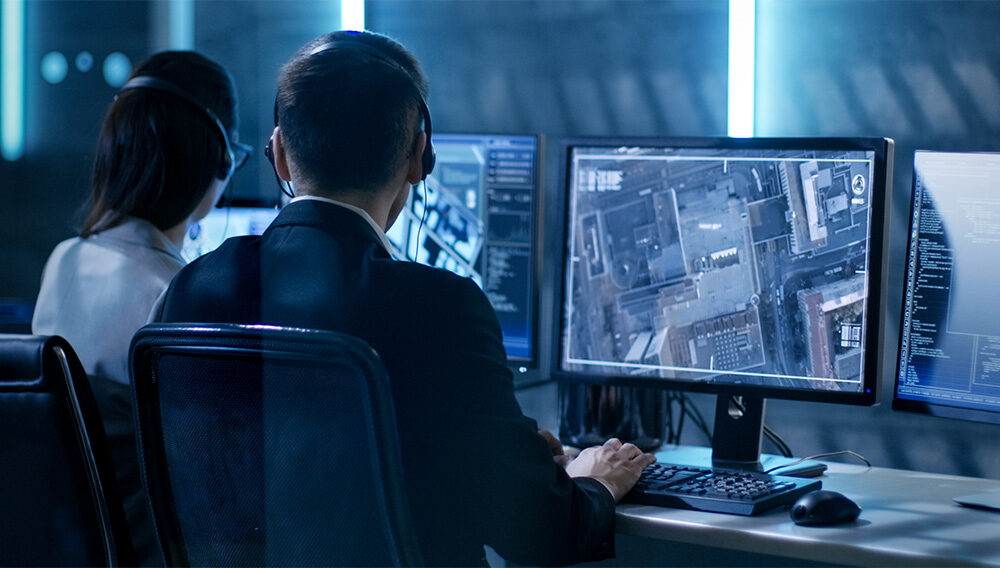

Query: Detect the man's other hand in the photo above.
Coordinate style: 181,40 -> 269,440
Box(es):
564,438 -> 656,502
538,429 -> 574,467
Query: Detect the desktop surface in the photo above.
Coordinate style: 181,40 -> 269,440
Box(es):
615,450 -> 1000,567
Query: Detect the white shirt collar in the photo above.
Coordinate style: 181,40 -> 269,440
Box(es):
290,195 -> 393,253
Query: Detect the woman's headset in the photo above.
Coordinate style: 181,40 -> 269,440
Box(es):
116,75 -> 252,180
264,38 -> 436,198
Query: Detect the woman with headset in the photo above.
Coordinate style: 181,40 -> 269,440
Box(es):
32,51 -> 250,565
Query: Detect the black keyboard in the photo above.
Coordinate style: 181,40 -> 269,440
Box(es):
624,462 -> 822,516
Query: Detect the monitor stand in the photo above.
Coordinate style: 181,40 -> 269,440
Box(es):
657,395 -> 827,478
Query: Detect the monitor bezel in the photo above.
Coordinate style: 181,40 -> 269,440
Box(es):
421,132 -> 544,369
891,149 -> 1000,425
552,136 -> 893,407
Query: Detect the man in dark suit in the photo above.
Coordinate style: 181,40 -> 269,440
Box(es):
154,30 -> 655,566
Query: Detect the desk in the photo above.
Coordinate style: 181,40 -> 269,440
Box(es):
612,461 -> 1000,566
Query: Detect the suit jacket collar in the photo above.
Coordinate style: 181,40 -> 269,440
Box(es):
268,199 -> 393,259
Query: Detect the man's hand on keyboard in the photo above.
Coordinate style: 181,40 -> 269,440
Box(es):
564,438 -> 657,502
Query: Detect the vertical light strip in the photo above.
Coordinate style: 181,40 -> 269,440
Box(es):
340,0 -> 365,31
728,0 -> 756,138
2,0 -> 25,160
170,0 -> 194,50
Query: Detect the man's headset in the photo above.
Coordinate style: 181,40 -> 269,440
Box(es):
264,38 -> 436,198
117,75 -> 253,180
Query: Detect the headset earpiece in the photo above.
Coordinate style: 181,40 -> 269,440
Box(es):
217,152 -> 234,180
417,99 -> 435,180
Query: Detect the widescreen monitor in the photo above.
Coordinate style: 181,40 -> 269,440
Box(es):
894,151 -> 1000,425
181,205 -> 281,262
387,133 -> 540,366
555,137 -> 894,469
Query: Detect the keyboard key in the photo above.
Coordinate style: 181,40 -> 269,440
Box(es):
624,461 -> 822,516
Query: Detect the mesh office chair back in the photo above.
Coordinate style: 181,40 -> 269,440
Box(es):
130,323 -> 422,566
0,334 -> 134,567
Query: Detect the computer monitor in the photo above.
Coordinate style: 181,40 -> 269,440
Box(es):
181,205 -> 281,262
894,151 -> 1000,425
387,133 -> 540,366
555,136 -> 894,470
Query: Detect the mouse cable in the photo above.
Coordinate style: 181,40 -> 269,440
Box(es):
726,395 -> 793,458
763,450 -> 872,475
763,425 -> 793,458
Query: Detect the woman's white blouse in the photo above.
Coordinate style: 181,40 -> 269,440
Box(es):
32,217 -> 186,385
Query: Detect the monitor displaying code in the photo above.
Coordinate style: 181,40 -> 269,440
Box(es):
896,151 -> 1000,417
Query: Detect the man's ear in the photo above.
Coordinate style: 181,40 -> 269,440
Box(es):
272,126 -> 293,182
406,131 -> 428,185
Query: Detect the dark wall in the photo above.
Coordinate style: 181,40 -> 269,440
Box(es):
193,0 -> 340,206
1,1 -> 148,305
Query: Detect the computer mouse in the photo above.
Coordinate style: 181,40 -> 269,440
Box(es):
790,490 -> 861,526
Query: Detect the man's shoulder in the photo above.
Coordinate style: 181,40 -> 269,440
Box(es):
162,236 -> 261,316
379,257 -> 466,283
375,259 -> 487,304
180,235 -> 260,275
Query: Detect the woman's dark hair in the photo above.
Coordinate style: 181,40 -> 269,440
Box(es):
80,51 -> 238,237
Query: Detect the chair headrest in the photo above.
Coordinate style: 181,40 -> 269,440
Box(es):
0,334 -> 72,390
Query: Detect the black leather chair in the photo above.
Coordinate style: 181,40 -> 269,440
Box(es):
130,323 -> 423,566
0,334 -> 135,567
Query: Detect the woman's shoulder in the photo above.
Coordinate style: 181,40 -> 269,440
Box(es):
40,236 -> 84,271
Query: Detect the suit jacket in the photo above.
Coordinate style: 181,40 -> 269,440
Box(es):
155,199 -> 615,566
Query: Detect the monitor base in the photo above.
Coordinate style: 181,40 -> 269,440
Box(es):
654,445 -> 827,478
954,492 -> 1000,512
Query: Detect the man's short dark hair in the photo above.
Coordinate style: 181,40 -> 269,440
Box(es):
276,31 -> 428,193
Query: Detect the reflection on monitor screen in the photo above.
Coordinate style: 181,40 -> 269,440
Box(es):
388,133 -> 539,364
556,137 -> 892,469
181,206 -> 280,262
894,151 -> 1000,425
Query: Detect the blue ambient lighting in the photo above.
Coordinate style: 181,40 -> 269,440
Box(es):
41,51 -> 69,84
170,0 -> 194,50
728,0 -> 755,138
341,0 -> 365,31
103,52 -> 132,88
76,51 -> 94,73
2,0 -> 25,160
